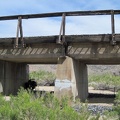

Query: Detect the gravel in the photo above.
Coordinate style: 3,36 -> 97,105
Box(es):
73,104 -> 113,115
87,105 -> 113,115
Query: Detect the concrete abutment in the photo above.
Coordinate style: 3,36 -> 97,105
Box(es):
55,56 -> 88,102
0,61 -> 28,95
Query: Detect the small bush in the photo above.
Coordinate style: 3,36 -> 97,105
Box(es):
89,73 -> 120,90
29,70 -> 56,82
0,88 -> 93,120
103,91 -> 120,120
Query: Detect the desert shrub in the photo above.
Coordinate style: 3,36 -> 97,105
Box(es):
89,73 -> 120,90
0,88 -> 97,120
29,70 -> 56,82
0,94 -> 17,120
103,91 -> 120,120
104,110 -> 118,120
113,91 -> 120,119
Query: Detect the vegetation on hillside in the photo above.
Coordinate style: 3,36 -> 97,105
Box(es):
29,70 -> 56,82
88,73 -> 120,90
29,70 -> 120,91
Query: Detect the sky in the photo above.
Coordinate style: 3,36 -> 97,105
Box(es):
0,0 -> 120,37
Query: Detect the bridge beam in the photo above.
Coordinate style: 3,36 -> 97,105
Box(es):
0,61 -> 28,95
55,56 -> 88,101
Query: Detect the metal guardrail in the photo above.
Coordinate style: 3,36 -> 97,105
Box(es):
0,10 -> 119,47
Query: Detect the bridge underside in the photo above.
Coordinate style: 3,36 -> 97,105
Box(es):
68,42 -> 120,64
0,43 -> 62,64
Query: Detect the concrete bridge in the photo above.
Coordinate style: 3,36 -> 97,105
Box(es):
0,10 -> 120,101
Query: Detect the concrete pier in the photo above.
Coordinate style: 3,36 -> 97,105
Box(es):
0,61 -> 28,95
55,56 -> 88,101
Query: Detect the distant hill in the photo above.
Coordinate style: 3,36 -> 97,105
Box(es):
29,64 -> 120,76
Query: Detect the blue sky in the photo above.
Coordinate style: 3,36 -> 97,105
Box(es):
0,0 -> 120,37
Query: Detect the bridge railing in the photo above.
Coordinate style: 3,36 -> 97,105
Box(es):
0,10 -> 120,47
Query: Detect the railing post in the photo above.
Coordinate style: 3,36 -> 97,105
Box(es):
15,17 -> 20,48
19,17 -> 25,47
111,10 -> 116,45
57,13 -> 66,45
62,13 -> 66,44
14,16 -> 25,48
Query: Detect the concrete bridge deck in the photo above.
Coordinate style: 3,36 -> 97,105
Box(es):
0,34 -> 120,64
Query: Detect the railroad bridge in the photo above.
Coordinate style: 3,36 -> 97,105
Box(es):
0,10 -> 120,101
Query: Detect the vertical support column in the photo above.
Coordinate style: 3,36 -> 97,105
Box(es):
75,62 -> 88,101
0,61 -> 28,95
111,10 -> 116,45
55,56 -> 88,102
0,62 -> 4,93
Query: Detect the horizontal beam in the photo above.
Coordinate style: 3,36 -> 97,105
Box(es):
0,10 -> 120,21
0,39 -> 120,64
68,42 -> 120,64
0,34 -> 120,45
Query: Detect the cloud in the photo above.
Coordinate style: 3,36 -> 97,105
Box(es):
0,0 -> 82,15
1,15 -> 120,37
0,0 -> 120,37
0,0 -> 119,15
0,18 -> 62,37
75,0 -> 120,10
66,16 -> 111,34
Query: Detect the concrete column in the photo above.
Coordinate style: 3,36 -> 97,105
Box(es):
0,61 -> 28,95
75,62 -> 88,101
55,56 -> 88,101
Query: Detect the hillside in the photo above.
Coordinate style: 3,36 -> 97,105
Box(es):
29,64 -> 120,76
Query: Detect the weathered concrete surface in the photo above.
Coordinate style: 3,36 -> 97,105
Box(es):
76,63 -> 88,101
0,61 -> 28,95
55,57 -> 73,99
0,35 -> 120,63
0,43 -> 63,63
55,56 -> 88,101
1,34 -> 120,44
1,34 -> 120,45
0,82 -> 3,93
68,43 -> 120,64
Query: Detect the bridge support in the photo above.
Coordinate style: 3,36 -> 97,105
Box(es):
55,56 -> 88,102
0,61 -> 28,95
